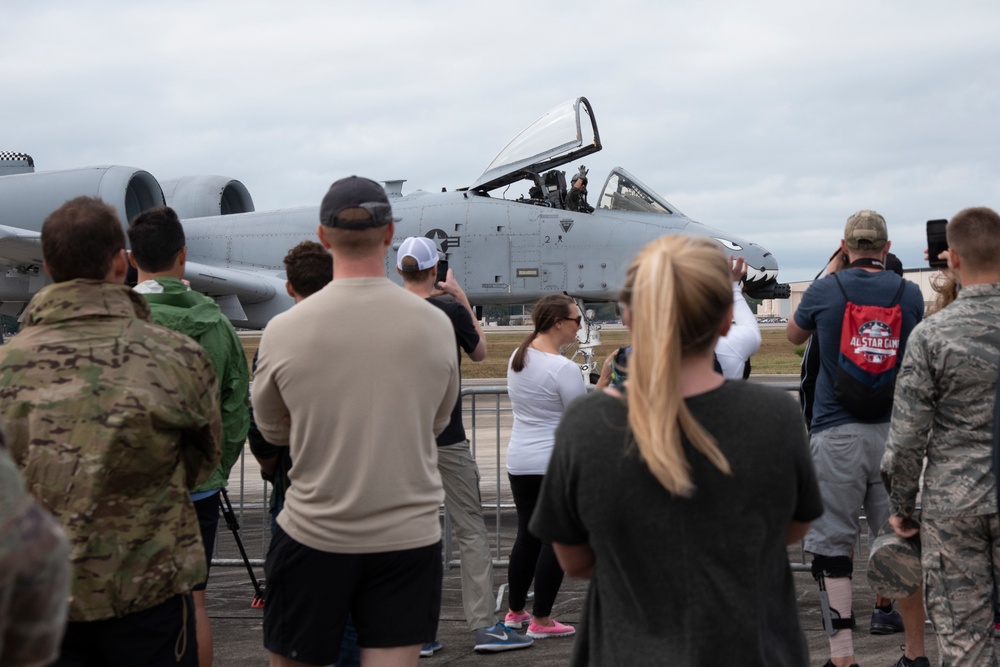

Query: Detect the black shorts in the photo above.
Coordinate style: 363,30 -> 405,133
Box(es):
263,527 -> 442,664
192,492 -> 221,591
54,594 -> 197,667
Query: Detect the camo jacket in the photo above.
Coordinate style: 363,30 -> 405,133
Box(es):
882,283 -> 1000,519
0,280 -> 222,622
0,443 -> 70,665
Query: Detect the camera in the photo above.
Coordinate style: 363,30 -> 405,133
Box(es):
926,219 -> 948,269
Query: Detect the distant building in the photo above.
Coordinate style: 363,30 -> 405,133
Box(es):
788,268 -> 945,319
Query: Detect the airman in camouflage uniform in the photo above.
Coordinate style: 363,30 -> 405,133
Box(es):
0,438 -> 70,666
882,206 -> 1000,667
0,196 -> 221,665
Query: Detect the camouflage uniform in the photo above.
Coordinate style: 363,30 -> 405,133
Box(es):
0,443 -> 70,665
882,283 -> 1000,666
0,280 -> 221,623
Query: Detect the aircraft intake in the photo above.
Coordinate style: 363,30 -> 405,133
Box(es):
0,165 -> 164,233
161,176 -> 255,218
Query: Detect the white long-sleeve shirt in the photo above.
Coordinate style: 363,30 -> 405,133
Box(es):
715,283 -> 762,380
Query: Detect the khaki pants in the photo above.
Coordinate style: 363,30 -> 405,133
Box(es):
438,441 -> 496,631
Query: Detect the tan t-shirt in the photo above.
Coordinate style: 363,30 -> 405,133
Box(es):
252,277 -> 459,553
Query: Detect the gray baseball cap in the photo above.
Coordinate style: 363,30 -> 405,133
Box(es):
319,176 -> 400,229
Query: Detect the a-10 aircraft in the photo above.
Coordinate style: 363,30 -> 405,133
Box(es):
0,97 -> 788,339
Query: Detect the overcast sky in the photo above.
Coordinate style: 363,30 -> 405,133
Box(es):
3,0 -> 998,282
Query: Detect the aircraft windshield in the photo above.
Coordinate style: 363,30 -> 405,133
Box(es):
470,97 -> 600,192
596,169 -> 681,216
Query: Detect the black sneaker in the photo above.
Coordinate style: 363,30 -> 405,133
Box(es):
822,661 -> 859,667
891,653 -> 930,667
871,605 -> 904,634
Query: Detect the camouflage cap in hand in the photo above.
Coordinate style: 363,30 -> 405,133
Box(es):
867,522 -> 921,598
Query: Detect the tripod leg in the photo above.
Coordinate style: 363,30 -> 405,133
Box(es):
218,488 -> 266,608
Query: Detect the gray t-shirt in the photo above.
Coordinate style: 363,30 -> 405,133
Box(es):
531,382 -> 823,666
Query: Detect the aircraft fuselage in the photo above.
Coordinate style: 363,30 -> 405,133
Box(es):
178,189 -> 776,329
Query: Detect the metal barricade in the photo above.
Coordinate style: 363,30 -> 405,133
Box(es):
214,379 -> 832,575
443,385 -> 513,568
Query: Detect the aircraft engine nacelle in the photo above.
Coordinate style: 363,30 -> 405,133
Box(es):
0,165 -> 164,234
161,176 -> 255,219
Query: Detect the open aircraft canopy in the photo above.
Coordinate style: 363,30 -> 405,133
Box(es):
467,97 -> 685,219
469,97 -> 601,192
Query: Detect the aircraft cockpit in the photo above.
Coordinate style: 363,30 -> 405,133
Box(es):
467,96 -> 684,217
595,168 -> 681,216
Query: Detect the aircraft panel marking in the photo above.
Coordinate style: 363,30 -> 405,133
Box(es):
425,228 -> 460,251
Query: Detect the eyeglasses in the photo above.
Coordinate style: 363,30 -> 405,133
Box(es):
564,316 -> 582,326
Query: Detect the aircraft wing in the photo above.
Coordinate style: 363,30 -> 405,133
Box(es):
183,259 -> 280,323
0,224 -> 43,266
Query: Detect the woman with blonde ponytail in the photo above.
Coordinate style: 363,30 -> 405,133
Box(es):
530,236 -> 823,665
503,294 -> 587,639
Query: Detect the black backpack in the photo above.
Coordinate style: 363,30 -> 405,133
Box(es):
830,271 -> 907,420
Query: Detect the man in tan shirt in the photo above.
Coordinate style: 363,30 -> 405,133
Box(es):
252,176 -> 459,667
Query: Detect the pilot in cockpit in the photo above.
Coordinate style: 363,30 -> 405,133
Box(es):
565,165 -> 595,214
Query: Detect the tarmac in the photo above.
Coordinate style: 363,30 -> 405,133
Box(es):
205,376 -> 943,665
207,509 -> 939,666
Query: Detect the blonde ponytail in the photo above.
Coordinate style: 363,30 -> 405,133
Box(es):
623,236 -> 732,496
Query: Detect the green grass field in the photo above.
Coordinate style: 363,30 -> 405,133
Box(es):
242,327 -> 803,380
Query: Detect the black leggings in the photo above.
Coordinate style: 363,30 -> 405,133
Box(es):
506,473 -> 565,618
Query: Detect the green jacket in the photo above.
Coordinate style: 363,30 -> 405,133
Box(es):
0,280 -> 221,621
137,277 -> 250,493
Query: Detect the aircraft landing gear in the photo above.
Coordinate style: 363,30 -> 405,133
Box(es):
569,298 -> 602,385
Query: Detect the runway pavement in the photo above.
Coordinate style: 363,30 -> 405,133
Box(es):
206,376 -> 943,665
208,507 -> 940,666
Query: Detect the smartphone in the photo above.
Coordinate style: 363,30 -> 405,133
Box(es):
926,219 -> 949,269
435,258 -> 449,287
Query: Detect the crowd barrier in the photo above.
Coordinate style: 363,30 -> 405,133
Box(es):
212,380 -> 817,573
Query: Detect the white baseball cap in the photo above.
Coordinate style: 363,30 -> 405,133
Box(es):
396,236 -> 443,272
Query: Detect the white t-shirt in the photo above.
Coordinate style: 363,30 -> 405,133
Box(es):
506,348 -> 587,475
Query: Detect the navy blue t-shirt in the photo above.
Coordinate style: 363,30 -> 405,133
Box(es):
427,298 -> 480,446
794,268 -> 924,433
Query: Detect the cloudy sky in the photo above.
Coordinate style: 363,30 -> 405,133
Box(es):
4,0 -> 998,282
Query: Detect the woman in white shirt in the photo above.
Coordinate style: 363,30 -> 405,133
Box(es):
503,294 -> 587,639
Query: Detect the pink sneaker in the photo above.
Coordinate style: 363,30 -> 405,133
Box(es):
503,610 -> 531,629
526,619 -> 576,639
